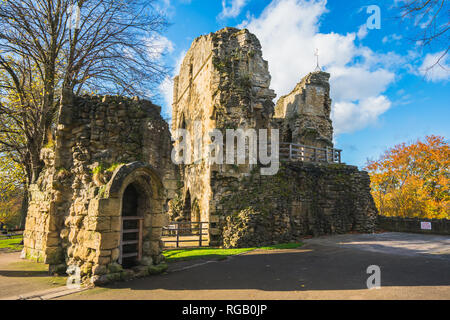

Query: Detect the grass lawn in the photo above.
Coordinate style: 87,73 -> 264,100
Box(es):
163,242 -> 303,263
0,235 -> 23,252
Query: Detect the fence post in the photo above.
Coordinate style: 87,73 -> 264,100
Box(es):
176,223 -> 180,248
119,219 -> 123,265
138,219 -> 143,261
289,144 -> 292,160
199,223 -> 202,247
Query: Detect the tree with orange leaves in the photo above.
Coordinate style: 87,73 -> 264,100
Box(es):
365,135 -> 449,219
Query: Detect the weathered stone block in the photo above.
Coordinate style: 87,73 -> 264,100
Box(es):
151,213 -> 168,228
110,217 -> 121,232
149,227 -> 162,241
88,198 -> 120,217
100,232 -> 120,250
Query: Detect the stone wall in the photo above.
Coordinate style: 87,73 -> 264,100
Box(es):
377,216 -> 450,235
211,162 -> 377,248
23,94 -> 175,284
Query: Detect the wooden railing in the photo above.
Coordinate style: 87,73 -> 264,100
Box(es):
280,143 -> 342,163
162,221 -> 209,248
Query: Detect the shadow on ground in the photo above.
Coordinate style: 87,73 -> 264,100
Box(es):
97,242 -> 450,293
0,270 -> 49,277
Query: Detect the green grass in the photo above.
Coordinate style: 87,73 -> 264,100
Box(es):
0,235 -> 23,252
163,247 -> 255,262
258,242 -> 303,250
163,242 -> 303,263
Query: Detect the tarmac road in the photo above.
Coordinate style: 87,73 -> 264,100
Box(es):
60,232 -> 450,300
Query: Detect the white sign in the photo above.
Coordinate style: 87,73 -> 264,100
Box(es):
421,222 -> 432,230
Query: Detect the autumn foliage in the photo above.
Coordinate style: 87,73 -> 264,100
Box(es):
365,135 -> 449,220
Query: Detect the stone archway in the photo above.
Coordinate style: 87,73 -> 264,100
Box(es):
99,162 -> 166,269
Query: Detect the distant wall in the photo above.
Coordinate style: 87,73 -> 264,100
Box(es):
377,216 -> 450,235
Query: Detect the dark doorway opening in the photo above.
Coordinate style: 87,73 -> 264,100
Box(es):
285,127 -> 293,143
178,191 -> 192,235
120,184 -> 144,269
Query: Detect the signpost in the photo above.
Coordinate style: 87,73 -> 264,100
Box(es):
420,222 -> 432,230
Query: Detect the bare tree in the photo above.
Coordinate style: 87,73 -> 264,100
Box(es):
397,0 -> 449,70
0,0 -> 169,227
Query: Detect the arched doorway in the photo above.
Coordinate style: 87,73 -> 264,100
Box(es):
191,199 -> 201,235
119,183 -> 145,268
178,190 -> 192,235
182,191 -> 191,222
285,127 -> 293,143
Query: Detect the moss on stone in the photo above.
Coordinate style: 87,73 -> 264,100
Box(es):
107,262 -> 123,273
148,263 -> 168,275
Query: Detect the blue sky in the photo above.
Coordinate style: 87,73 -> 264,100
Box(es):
153,0 -> 449,168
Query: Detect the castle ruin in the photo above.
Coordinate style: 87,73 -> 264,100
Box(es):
22,27 -> 377,284
171,28 -> 377,247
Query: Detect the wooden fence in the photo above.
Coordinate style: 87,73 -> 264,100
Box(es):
280,143 -> 342,163
162,222 -> 209,248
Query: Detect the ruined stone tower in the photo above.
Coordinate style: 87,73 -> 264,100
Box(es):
171,27 -> 277,244
275,71 -> 334,148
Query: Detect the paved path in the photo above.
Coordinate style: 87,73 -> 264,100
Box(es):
60,232 -> 450,300
0,252 -> 71,299
304,232 -> 450,259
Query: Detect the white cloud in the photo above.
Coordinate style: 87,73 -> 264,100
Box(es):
357,25 -> 368,40
146,35 -> 174,60
328,66 -> 395,102
159,76 -> 174,119
382,33 -> 402,44
219,0 -> 249,19
418,51 -> 450,82
158,49 -> 187,118
156,0 -> 175,17
239,0 -> 397,136
332,96 -> 391,135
